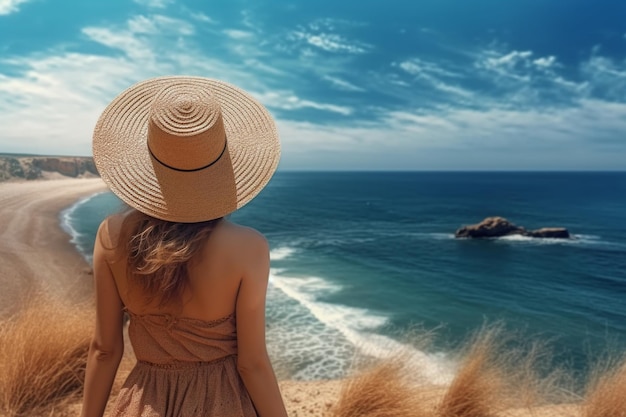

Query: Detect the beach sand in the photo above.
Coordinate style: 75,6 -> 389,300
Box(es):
0,178 -> 107,318
0,178 -> 585,417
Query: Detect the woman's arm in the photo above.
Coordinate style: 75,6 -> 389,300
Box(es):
235,230 -> 288,417
80,220 -> 125,417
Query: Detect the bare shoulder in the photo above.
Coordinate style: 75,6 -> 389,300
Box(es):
216,221 -> 269,259
95,212 -> 127,255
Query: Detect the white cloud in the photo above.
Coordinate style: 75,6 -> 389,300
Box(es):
0,53 -> 138,155
241,9 -> 259,31
580,55 -> 626,100
132,0 -> 172,9
322,75 -> 365,92
397,58 -> 460,79
487,50 -> 533,68
394,58 -> 472,98
223,29 -> 254,40
0,14 -> 353,157
533,56 -> 556,68
189,11 -> 214,24
0,0 -> 31,15
82,14 -> 195,61
127,14 -> 194,36
276,99 -> 626,170
478,49 -> 561,79
254,90 -> 353,115
243,59 -> 285,76
290,31 -> 370,54
82,27 -> 152,61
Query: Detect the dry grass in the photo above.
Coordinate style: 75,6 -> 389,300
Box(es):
331,356 -> 428,417
439,325 -> 575,417
330,324 -> 582,417
4,298 -> 626,417
582,356 -> 626,417
0,294 -> 93,417
437,327 -> 508,417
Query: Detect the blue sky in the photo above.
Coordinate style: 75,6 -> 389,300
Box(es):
0,0 -> 625,170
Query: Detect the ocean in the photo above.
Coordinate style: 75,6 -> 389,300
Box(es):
61,172 -> 626,383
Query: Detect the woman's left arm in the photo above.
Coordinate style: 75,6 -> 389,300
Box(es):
80,220 -> 125,417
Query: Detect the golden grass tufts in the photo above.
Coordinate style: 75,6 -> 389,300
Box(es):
437,329 -> 504,417
0,294 -> 93,417
583,355 -> 626,417
331,356 -> 428,417
437,324 -> 573,417
330,324 -> 579,417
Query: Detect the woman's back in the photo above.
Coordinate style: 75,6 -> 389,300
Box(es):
101,212 -> 264,322
98,212 -> 272,416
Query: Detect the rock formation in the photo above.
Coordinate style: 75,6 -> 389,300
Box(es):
455,217 -> 570,239
525,227 -> 570,238
0,155 -> 99,181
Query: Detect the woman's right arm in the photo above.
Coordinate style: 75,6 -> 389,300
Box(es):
235,230 -> 288,417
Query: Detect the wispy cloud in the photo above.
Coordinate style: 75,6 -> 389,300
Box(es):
255,90 -> 353,115
533,56 -> 557,68
322,75 -> 365,92
0,0 -> 32,15
82,14 -> 195,61
477,49 -> 561,81
394,58 -> 473,98
581,55 -> 626,100
126,14 -> 195,35
290,31 -> 370,54
188,11 -> 215,24
132,0 -> 172,9
287,19 -> 371,55
277,98 -> 626,170
396,58 -> 461,79
0,13 -> 353,156
223,29 -> 254,40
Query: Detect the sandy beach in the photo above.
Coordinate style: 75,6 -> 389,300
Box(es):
0,178 -> 107,317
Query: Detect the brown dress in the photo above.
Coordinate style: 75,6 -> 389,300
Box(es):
110,310 -> 257,417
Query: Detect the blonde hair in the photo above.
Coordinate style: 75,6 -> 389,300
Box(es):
119,209 -> 222,307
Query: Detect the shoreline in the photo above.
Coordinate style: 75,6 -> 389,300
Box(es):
0,178 -> 107,317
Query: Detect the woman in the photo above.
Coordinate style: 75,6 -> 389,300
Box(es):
80,76 -> 288,417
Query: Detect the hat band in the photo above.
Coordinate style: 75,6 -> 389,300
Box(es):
148,141 -> 227,173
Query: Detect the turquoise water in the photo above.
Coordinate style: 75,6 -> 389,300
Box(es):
62,172 -> 626,381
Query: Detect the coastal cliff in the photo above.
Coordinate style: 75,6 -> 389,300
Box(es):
0,155 -> 99,181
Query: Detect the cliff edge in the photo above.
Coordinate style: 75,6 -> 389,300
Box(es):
0,155 -> 99,181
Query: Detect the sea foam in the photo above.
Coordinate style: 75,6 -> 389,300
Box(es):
59,191 -> 107,262
268,246 -> 455,383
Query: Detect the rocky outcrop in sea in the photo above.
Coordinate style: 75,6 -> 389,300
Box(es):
455,216 -> 570,239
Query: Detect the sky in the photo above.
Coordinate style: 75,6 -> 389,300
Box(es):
0,0 -> 625,170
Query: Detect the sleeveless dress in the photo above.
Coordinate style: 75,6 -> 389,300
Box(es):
110,309 -> 258,417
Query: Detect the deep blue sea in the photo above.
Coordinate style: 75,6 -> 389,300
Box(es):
62,172 -> 626,382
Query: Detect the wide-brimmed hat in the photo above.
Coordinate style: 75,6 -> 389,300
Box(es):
93,76 -> 280,223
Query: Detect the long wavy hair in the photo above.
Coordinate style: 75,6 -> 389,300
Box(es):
118,209 -> 223,307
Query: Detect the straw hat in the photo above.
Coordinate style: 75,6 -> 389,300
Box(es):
93,76 -> 280,223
